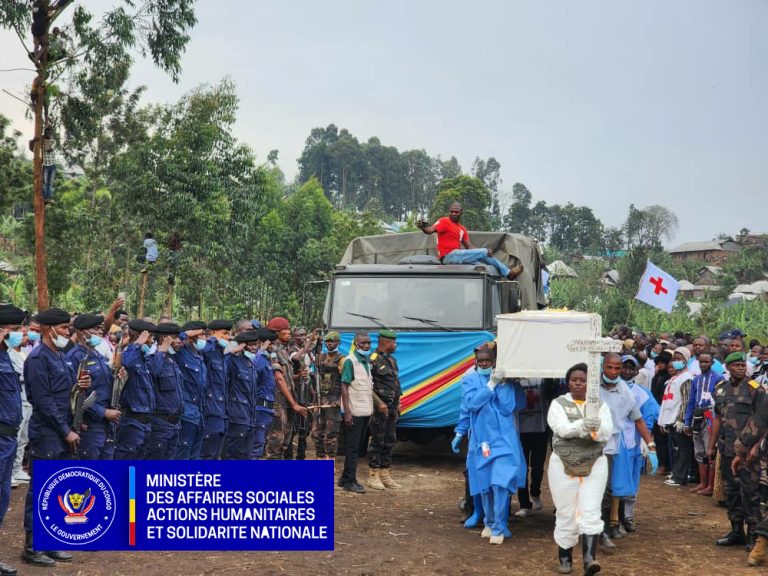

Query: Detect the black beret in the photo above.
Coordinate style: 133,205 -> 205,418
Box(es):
0,305 -> 26,325
154,322 -> 182,335
128,319 -> 156,332
235,330 -> 261,343
36,307 -> 71,326
257,327 -> 278,342
181,320 -> 207,331
208,319 -> 233,330
72,313 -> 104,330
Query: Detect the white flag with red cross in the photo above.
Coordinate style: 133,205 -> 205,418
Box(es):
635,261 -> 679,313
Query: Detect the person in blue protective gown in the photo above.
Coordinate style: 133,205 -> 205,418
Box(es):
452,365 -> 483,529
461,345 -> 526,545
612,355 -> 660,537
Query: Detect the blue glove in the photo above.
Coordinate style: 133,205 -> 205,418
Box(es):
648,451 -> 658,475
451,433 -> 462,454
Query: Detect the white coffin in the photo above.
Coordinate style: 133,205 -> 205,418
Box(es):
495,310 -> 602,378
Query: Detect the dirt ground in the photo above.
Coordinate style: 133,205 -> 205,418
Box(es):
0,440 -> 755,576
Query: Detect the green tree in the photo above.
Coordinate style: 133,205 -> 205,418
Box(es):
431,175 -> 492,230
503,182 -> 532,234
0,0 -> 197,308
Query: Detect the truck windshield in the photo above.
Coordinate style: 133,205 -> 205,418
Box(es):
330,276 -> 484,330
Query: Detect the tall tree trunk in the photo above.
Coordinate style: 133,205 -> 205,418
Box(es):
33,26 -> 49,309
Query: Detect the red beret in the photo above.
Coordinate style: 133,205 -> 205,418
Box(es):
267,317 -> 290,331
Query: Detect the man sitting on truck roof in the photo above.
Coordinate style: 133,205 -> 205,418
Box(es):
417,202 -> 523,280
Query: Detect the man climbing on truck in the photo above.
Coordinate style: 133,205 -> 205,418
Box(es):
417,202 -> 523,280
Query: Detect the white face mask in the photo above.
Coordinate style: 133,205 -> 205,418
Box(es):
50,329 -> 69,350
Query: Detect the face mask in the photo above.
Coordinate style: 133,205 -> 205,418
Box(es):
749,357 -> 759,366
602,374 -> 620,385
672,360 -> 685,370
142,344 -> 156,355
217,338 -> 228,349
168,347 -> 176,355
356,348 -> 371,357
27,331 -> 40,342
87,335 -> 103,347
243,351 -> 255,360
50,330 -> 69,350
4,331 -> 23,349
650,351 -> 659,359
477,366 -> 493,376
195,339 -> 207,351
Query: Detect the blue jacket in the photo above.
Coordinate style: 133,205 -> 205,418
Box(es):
684,370 -> 724,427
253,351 -> 276,409
0,349 -> 22,429
226,353 -> 256,427
24,344 -> 76,443
120,343 -> 155,414
174,345 -> 207,424
148,351 -> 183,417
202,338 -> 227,420
66,344 -> 112,427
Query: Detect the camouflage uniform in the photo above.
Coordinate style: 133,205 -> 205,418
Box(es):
284,344 -> 313,459
736,391 -> 768,539
368,350 -> 400,469
311,350 -> 343,458
714,377 -> 765,530
265,344 -> 292,459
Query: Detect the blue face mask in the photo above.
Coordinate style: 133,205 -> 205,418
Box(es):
218,338 -> 228,349
88,335 -> 103,347
142,344 -> 151,355
650,351 -> 659,359
4,331 -> 23,349
27,331 -> 40,342
602,373 -> 620,385
671,360 -> 686,370
243,351 -> 255,360
195,339 -> 207,352
476,366 -> 493,376
168,347 -> 176,355
356,348 -> 371,357
749,357 -> 760,365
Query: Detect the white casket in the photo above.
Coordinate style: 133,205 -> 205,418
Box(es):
495,310 -> 605,379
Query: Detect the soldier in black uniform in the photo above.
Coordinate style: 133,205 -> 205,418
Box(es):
312,331 -> 343,460
367,329 -> 401,490
708,351 -> 765,551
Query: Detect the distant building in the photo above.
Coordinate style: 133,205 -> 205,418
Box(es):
697,266 -> 723,286
668,240 -> 741,264
678,279 -> 722,300
735,232 -> 767,248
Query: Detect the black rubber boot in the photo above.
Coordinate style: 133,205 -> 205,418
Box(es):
599,531 -> 615,552
557,546 -> 573,574
42,551 -> 72,562
21,532 -> 55,567
582,534 -> 602,576
715,521 -> 746,546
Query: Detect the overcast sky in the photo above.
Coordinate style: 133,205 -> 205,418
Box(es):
1,1 -> 766,245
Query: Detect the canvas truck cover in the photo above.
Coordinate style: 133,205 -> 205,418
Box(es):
339,231 -> 545,310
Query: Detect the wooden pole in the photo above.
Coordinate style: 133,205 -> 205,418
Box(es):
138,270 -> 149,318
164,280 -> 175,318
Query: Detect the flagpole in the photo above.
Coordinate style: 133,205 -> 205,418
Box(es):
626,296 -> 637,327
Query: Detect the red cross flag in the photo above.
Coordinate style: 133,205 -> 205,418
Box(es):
635,261 -> 680,313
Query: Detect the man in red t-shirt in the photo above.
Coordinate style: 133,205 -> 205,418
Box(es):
417,203 -> 523,280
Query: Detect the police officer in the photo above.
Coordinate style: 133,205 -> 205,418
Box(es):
201,319 -> 231,459
174,321 -> 208,459
67,313 -> 122,460
22,307 -> 90,567
144,323 -> 183,459
252,328 -> 279,458
264,317 -> 307,459
0,305 -> 25,576
223,330 -> 259,459
311,331 -> 343,460
708,351 -> 765,550
113,319 -> 156,460
367,330 -> 401,490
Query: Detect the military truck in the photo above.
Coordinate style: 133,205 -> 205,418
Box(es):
323,231 -> 544,442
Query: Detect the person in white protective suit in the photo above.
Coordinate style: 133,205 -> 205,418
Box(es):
547,363 -> 613,576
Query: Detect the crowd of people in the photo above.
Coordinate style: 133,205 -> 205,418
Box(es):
451,328 -> 768,575
0,300 -> 404,575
